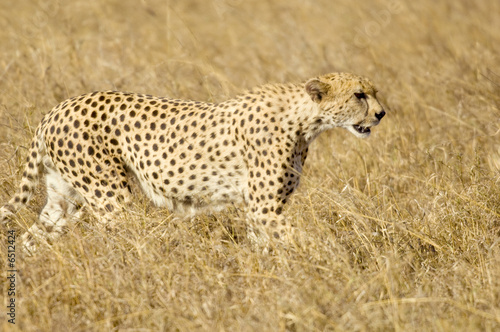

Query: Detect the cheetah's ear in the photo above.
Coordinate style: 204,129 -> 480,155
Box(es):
305,79 -> 331,103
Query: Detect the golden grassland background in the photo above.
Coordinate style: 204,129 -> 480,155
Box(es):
1,0 -> 499,330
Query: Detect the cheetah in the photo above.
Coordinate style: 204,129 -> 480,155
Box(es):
0,72 -> 385,249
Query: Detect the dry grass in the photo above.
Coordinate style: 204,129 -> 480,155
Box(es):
1,0 -> 500,331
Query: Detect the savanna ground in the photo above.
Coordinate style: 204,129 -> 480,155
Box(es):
1,0 -> 499,331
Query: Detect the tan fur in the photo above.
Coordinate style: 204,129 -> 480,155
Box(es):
0,72 -> 385,249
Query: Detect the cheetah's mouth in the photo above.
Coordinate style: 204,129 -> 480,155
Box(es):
346,124 -> 372,138
352,125 -> 371,135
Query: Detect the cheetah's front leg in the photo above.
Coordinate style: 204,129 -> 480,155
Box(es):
244,165 -> 299,249
245,210 -> 296,251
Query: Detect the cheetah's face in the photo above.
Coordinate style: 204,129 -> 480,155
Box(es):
306,73 -> 385,138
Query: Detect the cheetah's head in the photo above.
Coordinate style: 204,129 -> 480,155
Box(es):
305,73 -> 385,138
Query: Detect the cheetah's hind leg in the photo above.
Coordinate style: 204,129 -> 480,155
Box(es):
72,158 -> 137,235
22,166 -> 85,253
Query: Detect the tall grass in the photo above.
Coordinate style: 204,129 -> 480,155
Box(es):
1,0 -> 499,330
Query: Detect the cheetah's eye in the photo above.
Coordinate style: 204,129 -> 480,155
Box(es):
354,92 -> 366,99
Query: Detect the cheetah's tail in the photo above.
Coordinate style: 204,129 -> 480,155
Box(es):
0,128 -> 45,224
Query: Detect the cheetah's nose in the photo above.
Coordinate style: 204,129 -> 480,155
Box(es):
375,110 -> 386,120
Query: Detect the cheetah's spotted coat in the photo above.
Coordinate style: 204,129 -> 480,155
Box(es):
1,73 -> 385,248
